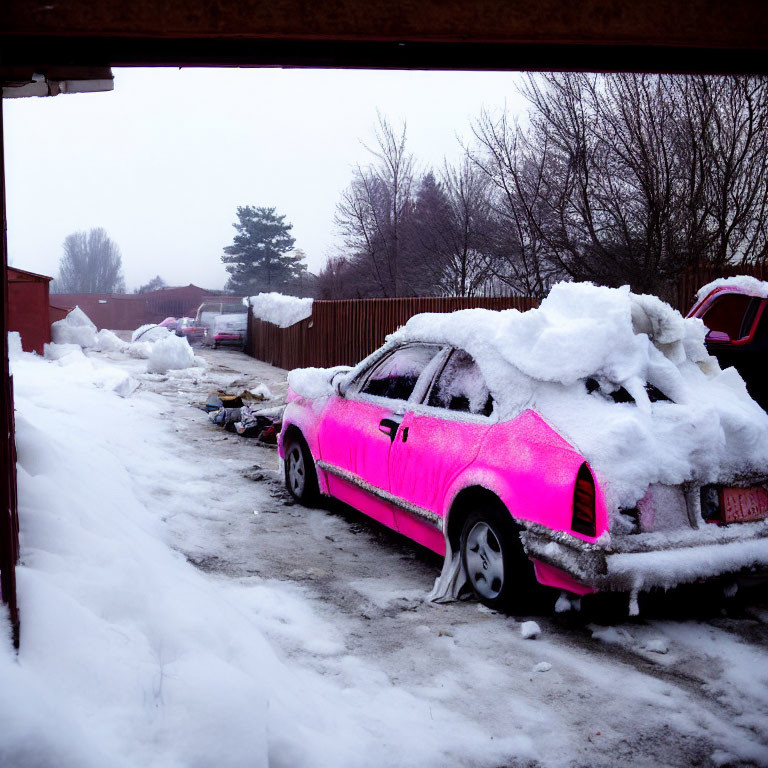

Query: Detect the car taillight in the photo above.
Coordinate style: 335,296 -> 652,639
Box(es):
572,463 -> 596,538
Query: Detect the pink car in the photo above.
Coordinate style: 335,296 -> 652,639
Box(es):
279,287 -> 768,613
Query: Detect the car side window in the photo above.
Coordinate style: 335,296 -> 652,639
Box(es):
427,349 -> 493,417
701,293 -> 755,340
360,345 -> 441,401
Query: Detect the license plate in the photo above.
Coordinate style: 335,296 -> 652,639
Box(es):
721,487 -> 768,523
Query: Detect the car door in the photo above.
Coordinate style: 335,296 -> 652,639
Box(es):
388,348 -> 495,553
317,343 -> 443,528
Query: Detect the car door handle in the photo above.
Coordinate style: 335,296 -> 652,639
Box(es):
378,418 -> 401,442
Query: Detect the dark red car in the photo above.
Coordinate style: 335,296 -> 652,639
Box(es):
687,278 -> 768,410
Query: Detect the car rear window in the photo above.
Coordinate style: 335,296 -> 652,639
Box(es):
428,349 -> 493,416
361,345 -> 441,401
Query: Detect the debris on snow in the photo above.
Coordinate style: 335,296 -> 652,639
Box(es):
521,621 -> 541,639
533,662 -> 552,673
251,382 -> 274,400
249,292 -> 313,328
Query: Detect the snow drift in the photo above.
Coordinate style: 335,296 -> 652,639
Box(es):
3,343 -> 523,768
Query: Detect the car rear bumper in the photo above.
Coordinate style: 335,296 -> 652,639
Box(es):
521,520 -> 768,593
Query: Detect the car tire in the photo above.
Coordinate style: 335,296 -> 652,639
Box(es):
460,504 -> 539,613
283,433 -> 319,506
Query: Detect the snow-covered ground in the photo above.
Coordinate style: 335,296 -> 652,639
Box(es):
3,342 -> 768,768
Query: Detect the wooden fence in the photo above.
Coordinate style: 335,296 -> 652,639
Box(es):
246,295 -> 539,370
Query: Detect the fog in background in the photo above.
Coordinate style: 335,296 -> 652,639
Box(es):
4,67 -> 526,291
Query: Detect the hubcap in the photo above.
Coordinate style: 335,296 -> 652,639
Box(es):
465,521 -> 504,600
287,445 -> 305,496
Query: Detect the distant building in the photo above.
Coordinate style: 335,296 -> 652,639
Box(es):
50,284 -> 243,330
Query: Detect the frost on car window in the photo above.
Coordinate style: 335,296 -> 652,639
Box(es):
361,345 -> 440,401
428,350 -> 493,416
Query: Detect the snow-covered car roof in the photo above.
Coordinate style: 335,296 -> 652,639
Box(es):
290,283 -> 768,513
694,275 -> 768,303
389,283 -> 768,511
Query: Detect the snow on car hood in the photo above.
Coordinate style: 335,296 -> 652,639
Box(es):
387,282 -> 768,512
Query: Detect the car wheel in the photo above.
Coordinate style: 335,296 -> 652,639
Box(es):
284,434 -> 319,505
460,505 -> 538,613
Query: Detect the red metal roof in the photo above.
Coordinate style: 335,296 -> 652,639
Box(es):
8,266 -> 53,282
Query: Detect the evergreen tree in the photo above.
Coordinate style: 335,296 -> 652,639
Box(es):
407,172 -> 453,293
222,206 -> 304,294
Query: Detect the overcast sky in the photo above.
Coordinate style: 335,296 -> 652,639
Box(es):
4,67 -> 527,291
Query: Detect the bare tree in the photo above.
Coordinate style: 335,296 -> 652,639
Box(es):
469,109 -> 564,297
437,160 -> 495,296
678,76 -> 768,267
53,228 -> 126,293
334,114 -> 416,297
470,73 -> 768,296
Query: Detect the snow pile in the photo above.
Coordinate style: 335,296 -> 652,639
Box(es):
51,306 -> 98,347
131,324 -> 172,343
94,328 -> 129,353
695,275 -> 768,302
252,382 -> 274,400
146,334 -> 196,374
3,349 -> 525,768
249,292 -> 313,328
360,282 -> 768,513
521,621 -> 541,639
45,342 -> 85,361
8,331 -> 23,360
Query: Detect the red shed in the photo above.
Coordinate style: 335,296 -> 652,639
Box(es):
7,267 -> 53,354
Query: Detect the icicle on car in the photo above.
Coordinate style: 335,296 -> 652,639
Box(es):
279,283 -> 768,611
